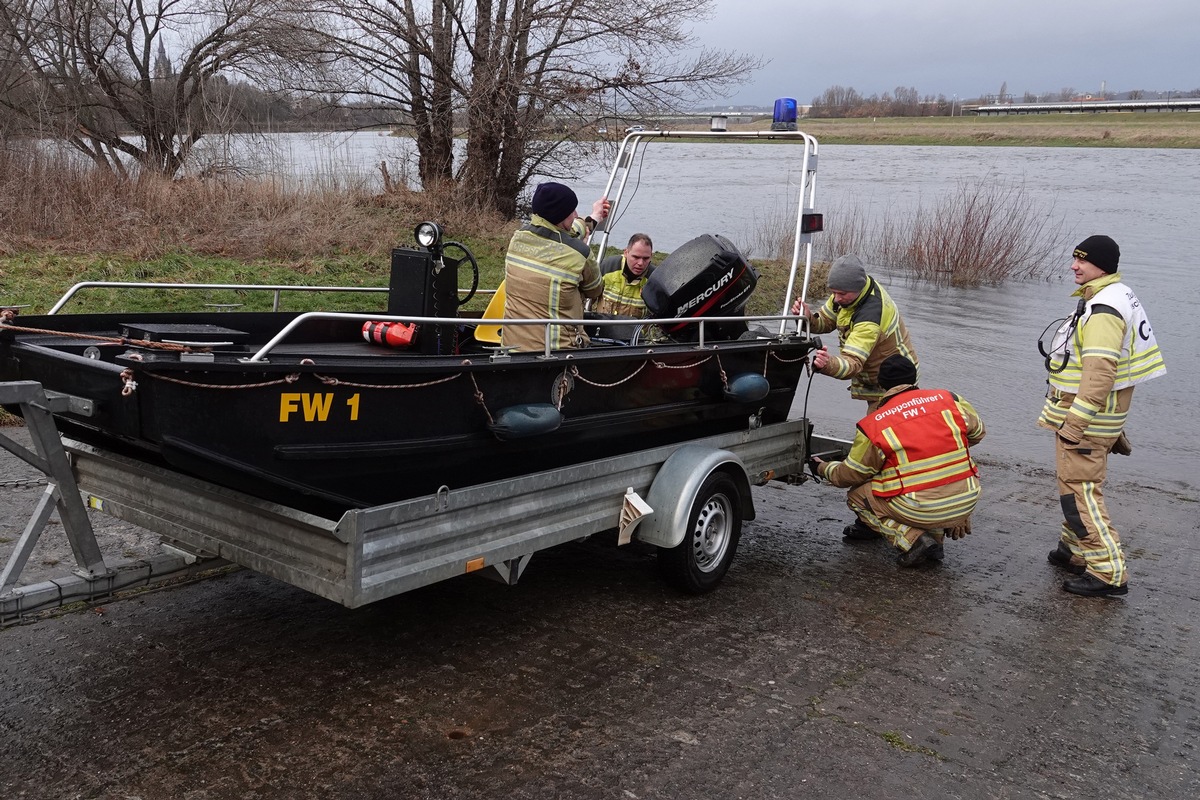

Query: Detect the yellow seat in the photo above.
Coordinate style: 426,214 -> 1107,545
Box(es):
474,280 -> 506,344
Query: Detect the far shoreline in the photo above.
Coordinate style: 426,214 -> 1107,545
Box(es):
590,113 -> 1200,149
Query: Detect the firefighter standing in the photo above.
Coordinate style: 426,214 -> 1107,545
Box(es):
1037,235 -> 1166,598
812,355 -> 985,568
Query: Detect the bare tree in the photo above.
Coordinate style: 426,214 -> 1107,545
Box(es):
0,0 -> 314,177
809,85 -> 864,118
300,0 -> 763,217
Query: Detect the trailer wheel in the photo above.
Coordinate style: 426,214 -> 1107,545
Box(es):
658,472 -> 742,594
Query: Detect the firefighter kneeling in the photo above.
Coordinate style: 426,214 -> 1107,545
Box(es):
812,355 -> 986,567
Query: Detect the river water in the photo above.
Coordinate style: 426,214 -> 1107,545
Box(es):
227,134 -> 1198,494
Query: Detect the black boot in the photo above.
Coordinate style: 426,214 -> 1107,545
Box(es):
1048,542 -> 1086,575
1062,573 -> 1128,598
842,519 -> 880,542
897,533 -> 939,568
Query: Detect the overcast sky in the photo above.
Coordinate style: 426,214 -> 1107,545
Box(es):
693,0 -> 1200,106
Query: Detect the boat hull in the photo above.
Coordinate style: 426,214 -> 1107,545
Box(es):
2,311 -> 816,517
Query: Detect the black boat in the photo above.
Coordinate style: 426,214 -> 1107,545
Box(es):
1,131 -> 824,519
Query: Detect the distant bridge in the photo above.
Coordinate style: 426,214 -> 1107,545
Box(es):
974,98 -> 1200,116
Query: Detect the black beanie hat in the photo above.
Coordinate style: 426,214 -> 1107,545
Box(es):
531,182 -> 578,225
878,354 -> 918,390
1073,235 -> 1120,274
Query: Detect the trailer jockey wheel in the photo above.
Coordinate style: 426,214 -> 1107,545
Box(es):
441,241 -> 479,306
657,472 -> 743,594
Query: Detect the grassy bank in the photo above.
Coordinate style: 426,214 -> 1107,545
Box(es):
0,147 -> 825,319
749,113 -> 1200,148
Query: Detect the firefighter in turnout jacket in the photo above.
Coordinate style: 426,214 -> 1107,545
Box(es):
792,254 -> 919,411
594,233 -> 654,318
812,355 -> 986,568
1037,235 -> 1166,598
502,182 -> 609,352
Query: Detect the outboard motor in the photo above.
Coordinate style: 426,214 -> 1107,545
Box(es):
642,234 -> 758,340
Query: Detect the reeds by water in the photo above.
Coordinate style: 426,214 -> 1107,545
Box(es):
2,144 -> 1065,293
745,180 -> 1068,287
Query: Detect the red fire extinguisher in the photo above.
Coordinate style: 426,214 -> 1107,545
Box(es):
362,320 -> 417,347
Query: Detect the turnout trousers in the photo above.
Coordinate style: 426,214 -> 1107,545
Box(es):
845,480 -> 977,553
1055,433 -> 1127,586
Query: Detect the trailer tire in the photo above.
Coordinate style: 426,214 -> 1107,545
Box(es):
657,471 -> 742,594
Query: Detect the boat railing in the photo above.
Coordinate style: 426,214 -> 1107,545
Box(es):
243,311 -> 811,362
597,129 -> 821,337
43,281 -> 496,315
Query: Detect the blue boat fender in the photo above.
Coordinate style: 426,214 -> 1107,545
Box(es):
724,372 -> 770,403
489,403 -> 564,440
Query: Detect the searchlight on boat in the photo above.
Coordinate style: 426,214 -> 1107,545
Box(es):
414,221 -> 444,250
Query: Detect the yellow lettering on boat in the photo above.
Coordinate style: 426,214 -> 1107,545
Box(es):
279,393 -> 301,422
302,393 -> 334,422
346,393 -> 360,421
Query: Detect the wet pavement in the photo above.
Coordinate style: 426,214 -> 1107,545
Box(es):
2,425 -> 1199,799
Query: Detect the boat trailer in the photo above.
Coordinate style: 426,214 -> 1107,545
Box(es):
2,379 -> 848,624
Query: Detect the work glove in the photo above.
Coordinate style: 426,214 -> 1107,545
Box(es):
1112,431 -> 1133,456
944,521 -> 971,540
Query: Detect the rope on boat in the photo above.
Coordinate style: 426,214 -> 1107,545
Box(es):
567,360 -> 648,389
0,321 -> 195,353
566,353 -> 745,394
652,357 -> 734,393
313,373 -> 463,390
136,371 -> 304,393
128,370 -> 468,394
552,369 -> 573,410
470,374 -> 495,426
650,355 -> 714,370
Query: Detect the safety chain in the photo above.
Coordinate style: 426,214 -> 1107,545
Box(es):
119,368 -> 138,396
1,476 -> 49,490
769,349 -> 811,364
0,320 -> 194,352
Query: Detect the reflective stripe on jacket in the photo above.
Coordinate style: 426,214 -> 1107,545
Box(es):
1045,274 -> 1166,394
857,388 -> 979,498
594,270 -> 649,317
1038,272 -> 1165,440
502,214 -> 602,351
809,276 -> 919,403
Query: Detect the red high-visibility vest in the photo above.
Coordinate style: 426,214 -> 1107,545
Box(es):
857,389 -> 978,498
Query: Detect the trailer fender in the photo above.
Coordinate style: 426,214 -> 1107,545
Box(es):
635,444 -> 755,549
